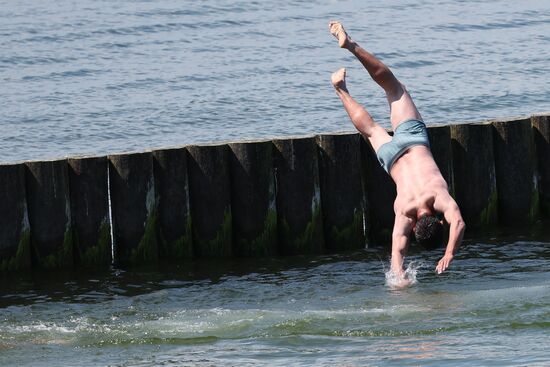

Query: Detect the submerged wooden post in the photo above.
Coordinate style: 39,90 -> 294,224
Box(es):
153,148 -> 193,259
68,156 -> 111,267
492,117 -> 539,224
229,141 -> 277,256
531,113 -> 550,218
361,136 -> 396,245
109,152 -> 158,265
316,133 -> 366,250
187,144 -> 232,257
273,136 -> 324,254
427,125 -> 453,192
451,122 -> 498,228
0,164 -> 31,271
25,159 -> 73,269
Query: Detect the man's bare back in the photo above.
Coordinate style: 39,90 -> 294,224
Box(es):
329,22 -> 466,283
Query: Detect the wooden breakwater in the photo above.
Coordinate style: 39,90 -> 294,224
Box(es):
1,113 -> 549,272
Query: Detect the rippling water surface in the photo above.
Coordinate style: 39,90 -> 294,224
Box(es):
1,0 -> 550,162
1,233 -> 549,366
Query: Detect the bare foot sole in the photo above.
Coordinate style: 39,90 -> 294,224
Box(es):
331,67 -> 347,90
329,21 -> 352,48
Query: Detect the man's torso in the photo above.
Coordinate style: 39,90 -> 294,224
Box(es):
390,145 -> 449,217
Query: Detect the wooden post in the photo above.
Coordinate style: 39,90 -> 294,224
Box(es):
316,133 -> 366,250
68,156 -> 111,267
25,159 -> 73,269
492,117 -> 539,224
451,122 -> 498,228
229,140 -> 277,256
153,148 -> 193,259
361,136 -> 396,245
532,113 -> 550,218
427,125 -> 453,192
273,136 -> 324,255
187,144 -> 232,257
531,114 -> 550,218
109,152 -> 158,265
0,164 -> 31,271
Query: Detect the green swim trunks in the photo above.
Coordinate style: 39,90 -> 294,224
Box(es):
376,119 -> 430,173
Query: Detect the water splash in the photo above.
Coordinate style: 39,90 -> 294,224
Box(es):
385,261 -> 423,289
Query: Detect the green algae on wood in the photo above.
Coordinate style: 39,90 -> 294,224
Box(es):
0,230 -> 31,272
235,209 -> 278,257
129,211 -> 159,265
36,228 -> 74,269
278,205 -> 323,255
193,208 -> 232,257
326,210 -> 365,251
159,217 -> 193,259
78,220 -> 111,267
478,190 -> 498,227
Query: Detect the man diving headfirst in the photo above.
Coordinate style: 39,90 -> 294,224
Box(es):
329,21 -> 466,281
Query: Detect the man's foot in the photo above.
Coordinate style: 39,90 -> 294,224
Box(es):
329,21 -> 352,48
331,67 -> 347,91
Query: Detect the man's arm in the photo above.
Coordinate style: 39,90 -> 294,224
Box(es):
434,193 -> 466,274
391,213 -> 414,275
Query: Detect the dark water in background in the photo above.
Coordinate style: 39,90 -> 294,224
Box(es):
1,0 -> 550,162
1,234 -> 549,366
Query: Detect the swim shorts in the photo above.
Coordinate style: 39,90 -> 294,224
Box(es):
376,119 -> 430,173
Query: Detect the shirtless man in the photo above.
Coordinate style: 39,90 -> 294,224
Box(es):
329,21 -> 466,278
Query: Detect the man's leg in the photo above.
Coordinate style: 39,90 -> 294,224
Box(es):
331,68 -> 391,152
329,21 -> 422,130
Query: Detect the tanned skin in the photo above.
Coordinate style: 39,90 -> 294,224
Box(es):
329,22 -> 466,285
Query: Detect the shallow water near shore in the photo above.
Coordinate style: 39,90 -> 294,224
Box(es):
2,0 -> 550,162
1,231 -> 549,366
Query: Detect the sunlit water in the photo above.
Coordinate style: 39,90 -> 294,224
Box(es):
1,233 -> 549,366
1,0 -> 550,162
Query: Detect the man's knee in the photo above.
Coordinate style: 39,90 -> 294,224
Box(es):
350,109 -> 376,134
385,82 -> 406,103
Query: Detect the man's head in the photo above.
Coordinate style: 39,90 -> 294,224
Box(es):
414,214 -> 444,250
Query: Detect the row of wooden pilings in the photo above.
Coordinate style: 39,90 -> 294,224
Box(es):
1,113 -> 549,272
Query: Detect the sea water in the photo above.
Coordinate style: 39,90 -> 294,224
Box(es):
1,0 -> 550,162
1,233 -> 549,366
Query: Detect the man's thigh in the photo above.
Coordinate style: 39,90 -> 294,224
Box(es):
387,85 -> 423,130
367,124 -> 392,153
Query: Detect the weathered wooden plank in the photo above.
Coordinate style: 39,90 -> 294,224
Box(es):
109,152 -> 158,265
187,144 -> 232,257
229,141 -> 277,256
68,156 -> 111,267
273,137 -> 324,254
26,159 -> 73,269
0,164 -> 31,271
152,148 -> 193,259
317,133 -> 366,250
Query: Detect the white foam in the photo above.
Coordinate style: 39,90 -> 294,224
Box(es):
385,261 -> 423,289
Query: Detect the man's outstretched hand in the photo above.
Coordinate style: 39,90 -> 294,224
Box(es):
436,253 -> 454,274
